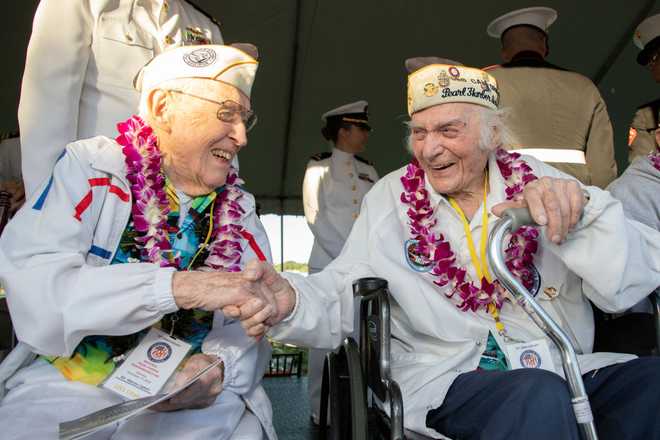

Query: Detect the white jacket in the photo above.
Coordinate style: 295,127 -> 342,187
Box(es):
271,154 -> 660,439
303,148 -> 378,272
19,0 -> 224,197
0,136 -> 276,440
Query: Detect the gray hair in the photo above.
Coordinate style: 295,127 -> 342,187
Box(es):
403,105 -> 516,154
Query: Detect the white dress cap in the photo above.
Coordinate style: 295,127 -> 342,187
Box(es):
487,6 -> 558,39
634,13 -> 660,65
321,100 -> 369,123
134,44 -> 259,98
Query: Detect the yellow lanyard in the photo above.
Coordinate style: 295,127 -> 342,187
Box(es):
448,173 -> 492,283
448,173 -> 506,335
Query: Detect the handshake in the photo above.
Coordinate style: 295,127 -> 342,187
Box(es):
172,260 -> 297,338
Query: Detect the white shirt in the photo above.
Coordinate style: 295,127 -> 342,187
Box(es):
272,153 -> 660,438
18,0 -> 224,197
302,147 -> 378,272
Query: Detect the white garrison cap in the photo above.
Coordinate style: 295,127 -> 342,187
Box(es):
634,13 -> 660,65
487,6 -> 558,39
134,44 -> 259,98
407,60 -> 499,115
321,100 -> 369,124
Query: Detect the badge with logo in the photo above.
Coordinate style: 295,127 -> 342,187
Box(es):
183,47 -> 216,67
147,342 -> 172,363
102,328 -> 191,400
438,71 -> 451,88
506,339 -> 557,374
424,83 -> 439,97
448,66 -> 461,79
184,27 -> 211,45
404,239 -> 432,272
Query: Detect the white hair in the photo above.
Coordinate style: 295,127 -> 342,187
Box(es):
403,105 -> 517,154
137,78 -> 211,118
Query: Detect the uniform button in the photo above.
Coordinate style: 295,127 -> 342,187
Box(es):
163,0 -> 169,11
353,199 -> 358,204
476,341 -> 482,347
125,33 -> 133,42
165,35 -> 174,45
352,213 -> 358,219
349,173 -> 354,178
352,185 -> 356,191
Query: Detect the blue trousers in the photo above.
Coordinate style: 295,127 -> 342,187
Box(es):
426,357 -> 660,440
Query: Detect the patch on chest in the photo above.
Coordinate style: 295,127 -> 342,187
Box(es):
404,239 -> 433,272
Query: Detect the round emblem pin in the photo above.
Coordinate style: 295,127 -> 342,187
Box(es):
528,264 -> 541,297
448,66 -> 461,79
183,48 -> 217,67
404,239 -> 432,272
424,83 -> 439,97
147,342 -> 173,363
519,349 -> 542,368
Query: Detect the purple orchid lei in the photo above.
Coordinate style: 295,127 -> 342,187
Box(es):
116,115 -> 246,271
400,148 -> 539,312
648,147 -> 660,172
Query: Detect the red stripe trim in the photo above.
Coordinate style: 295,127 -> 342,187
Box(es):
73,190 -> 93,221
73,178 -> 130,221
240,230 -> 267,261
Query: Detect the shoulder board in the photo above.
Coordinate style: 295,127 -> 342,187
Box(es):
183,0 -> 221,29
637,98 -> 660,110
0,129 -> 19,141
355,155 -> 374,166
310,152 -> 332,161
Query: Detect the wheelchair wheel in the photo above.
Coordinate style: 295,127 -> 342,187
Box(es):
320,338 -> 368,440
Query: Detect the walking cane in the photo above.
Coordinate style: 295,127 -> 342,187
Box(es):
487,208 -> 598,440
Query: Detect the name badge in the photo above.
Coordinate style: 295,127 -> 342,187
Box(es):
102,328 -> 191,400
506,339 -> 557,374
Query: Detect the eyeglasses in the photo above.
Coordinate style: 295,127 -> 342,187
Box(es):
165,89 -> 258,131
408,121 -> 467,142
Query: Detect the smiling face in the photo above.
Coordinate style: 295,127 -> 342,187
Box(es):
153,79 -> 250,196
409,103 -> 490,199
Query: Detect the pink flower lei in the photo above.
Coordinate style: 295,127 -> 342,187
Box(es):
116,115 -> 246,271
400,148 -> 539,312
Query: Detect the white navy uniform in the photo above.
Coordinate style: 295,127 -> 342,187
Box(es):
18,0 -> 224,197
303,148 -> 379,273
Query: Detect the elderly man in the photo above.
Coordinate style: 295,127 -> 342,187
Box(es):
485,7 -> 617,188
246,59 -> 660,439
0,44 -> 276,440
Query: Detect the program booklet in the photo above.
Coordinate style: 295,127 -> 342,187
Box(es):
58,357 -> 223,440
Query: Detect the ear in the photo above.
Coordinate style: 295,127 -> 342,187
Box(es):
146,88 -> 172,133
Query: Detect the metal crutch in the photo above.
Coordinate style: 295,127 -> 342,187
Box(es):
487,208 -> 598,440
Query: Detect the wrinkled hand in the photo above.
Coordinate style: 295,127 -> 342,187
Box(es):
151,353 -> 224,412
492,176 -> 586,244
0,180 -> 25,215
172,270 -> 260,311
224,260 -> 297,338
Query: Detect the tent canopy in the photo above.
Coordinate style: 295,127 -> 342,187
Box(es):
2,0 -> 659,214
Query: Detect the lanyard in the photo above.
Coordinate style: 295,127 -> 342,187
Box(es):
448,172 -> 491,283
448,172 -> 508,337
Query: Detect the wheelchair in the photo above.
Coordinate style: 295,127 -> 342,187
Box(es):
318,208 -> 660,440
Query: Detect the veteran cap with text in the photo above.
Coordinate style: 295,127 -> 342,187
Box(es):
487,6 -> 557,39
406,58 -> 499,115
134,44 -> 259,98
634,13 -> 660,65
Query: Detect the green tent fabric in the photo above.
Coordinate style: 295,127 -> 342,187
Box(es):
2,0 -> 659,214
